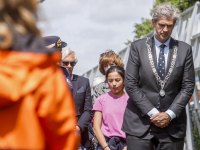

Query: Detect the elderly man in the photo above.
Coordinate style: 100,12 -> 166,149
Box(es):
61,47 -> 93,150
122,3 -> 195,150
43,36 -> 73,92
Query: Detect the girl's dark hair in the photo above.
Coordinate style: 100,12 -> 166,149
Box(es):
106,65 -> 125,80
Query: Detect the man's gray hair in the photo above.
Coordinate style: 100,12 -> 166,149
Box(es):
61,47 -> 78,63
152,2 -> 180,23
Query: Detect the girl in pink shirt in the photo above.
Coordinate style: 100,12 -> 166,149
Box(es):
93,66 -> 128,150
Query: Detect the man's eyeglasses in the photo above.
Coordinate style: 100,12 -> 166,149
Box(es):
100,50 -> 114,57
62,61 -> 76,67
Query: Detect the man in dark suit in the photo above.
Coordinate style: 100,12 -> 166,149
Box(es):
61,47 -> 93,149
122,3 -> 195,150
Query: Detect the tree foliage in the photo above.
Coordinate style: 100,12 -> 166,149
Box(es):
153,0 -> 199,13
133,18 -> 154,41
125,0 -> 199,45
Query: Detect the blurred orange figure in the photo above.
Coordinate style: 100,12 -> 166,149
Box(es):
0,0 -> 79,149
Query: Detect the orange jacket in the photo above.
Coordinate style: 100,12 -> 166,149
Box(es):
0,50 -> 79,150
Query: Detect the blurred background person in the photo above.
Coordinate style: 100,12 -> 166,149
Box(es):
93,50 -> 124,105
93,66 -> 128,150
0,0 -> 79,149
62,47 -> 93,150
43,36 -> 73,92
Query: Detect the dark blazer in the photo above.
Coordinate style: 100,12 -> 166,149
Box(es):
72,74 -> 93,148
122,36 -> 195,139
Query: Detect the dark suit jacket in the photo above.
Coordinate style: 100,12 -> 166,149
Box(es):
72,74 -> 93,148
122,36 -> 195,139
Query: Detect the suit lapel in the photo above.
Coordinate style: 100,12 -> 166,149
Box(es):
72,74 -> 78,99
149,36 -> 160,89
150,36 -> 158,69
164,38 -> 178,89
71,74 -> 81,116
166,38 -> 178,74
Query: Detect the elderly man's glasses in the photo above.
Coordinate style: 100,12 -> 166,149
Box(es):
62,61 -> 76,67
100,50 -> 114,57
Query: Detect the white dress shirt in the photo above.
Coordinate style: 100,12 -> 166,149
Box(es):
147,35 -> 176,120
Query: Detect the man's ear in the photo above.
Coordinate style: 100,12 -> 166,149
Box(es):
152,19 -> 156,28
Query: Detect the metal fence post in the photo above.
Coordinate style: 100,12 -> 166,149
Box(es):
184,2 -> 200,149
194,85 -> 200,109
186,105 -> 194,150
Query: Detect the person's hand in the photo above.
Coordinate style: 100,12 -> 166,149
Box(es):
75,125 -> 81,137
123,146 -> 127,150
150,112 -> 170,128
76,125 -> 81,131
90,137 -> 95,143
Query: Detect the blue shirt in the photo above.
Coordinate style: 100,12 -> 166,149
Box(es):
154,35 -> 171,69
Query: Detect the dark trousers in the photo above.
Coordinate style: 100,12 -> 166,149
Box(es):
126,124 -> 184,150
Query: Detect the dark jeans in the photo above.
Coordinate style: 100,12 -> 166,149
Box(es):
97,136 -> 127,150
78,145 -> 89,150
97,141 -> 126,150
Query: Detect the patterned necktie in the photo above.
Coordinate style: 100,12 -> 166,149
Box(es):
158,44 -> 166,80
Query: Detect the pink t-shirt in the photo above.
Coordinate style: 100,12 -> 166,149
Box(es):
93,92 -> 129,139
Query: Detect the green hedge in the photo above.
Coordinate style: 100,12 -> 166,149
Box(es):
193,124 -> 200,150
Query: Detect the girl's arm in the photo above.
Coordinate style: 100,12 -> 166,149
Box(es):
93,111 -> 110,150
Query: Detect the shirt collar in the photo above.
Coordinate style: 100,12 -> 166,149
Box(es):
154,35 -> 171,47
